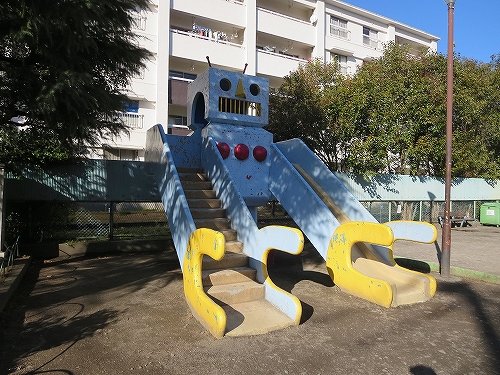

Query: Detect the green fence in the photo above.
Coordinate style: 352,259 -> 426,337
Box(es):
6,198 -> 496,246
6,199 -> 494,245
4,201 -> 169,244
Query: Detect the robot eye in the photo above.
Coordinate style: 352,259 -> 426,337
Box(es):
249,84 -> 260,96
220,78 -> 231,91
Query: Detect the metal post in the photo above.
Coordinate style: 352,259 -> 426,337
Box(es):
441,0 -> 456,277
109,202 -> 115,240
0,164 -> 5,251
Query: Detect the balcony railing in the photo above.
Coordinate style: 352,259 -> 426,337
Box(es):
118,112 -> 144,129
131,14 -> 147,31
257,7 -> 311,25
170,28 -> 244,49
256,48 -> 308,77
257,46 -> 306,62
256,7 -> 315,46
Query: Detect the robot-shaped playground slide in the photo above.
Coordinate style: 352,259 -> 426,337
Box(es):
145,67 -> 437,338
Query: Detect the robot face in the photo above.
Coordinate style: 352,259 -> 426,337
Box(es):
218,77 -> 262,118
187,67 -> 269,129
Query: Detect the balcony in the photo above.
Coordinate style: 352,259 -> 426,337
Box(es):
256,48 -> 308,78
118,112 -> 145,130
170,28 -> 245,69
325,35 -> 355,57
136,33 -> 157,54
256,7 -> 315,46
171,0 -> 245,27
126,81 -> 157,102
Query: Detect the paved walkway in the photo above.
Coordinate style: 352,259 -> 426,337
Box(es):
1,223 -> 499,319
0,224 -> 499,374
393,223 -> 500,281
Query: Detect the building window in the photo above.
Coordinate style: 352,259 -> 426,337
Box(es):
168,116 -> 188,126
330,16 -> 349,39
331,53 -> 348,75
363,27 -> 378,49
124,100 -> 139,113
168,116 -> 191,135
169,71 -> 197,82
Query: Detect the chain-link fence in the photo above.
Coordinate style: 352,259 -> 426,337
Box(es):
4,201 -> 170,244
257,200 -> 299,229
5,199 -> 496,245
360,200 -> 490,223
257,200 -> 494,228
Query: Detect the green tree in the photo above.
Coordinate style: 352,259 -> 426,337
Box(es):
346,43 -> 448,175
268,43 -> 500,178
266,58 -> 346,170
449,55 -> 500,178
0,0 -> 152,172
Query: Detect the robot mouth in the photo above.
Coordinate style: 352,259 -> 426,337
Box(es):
219,97 -> 261,117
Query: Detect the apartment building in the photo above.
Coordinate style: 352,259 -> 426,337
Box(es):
98,0 -> 439,161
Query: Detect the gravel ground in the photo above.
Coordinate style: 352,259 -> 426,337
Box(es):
0,242 -> 499,375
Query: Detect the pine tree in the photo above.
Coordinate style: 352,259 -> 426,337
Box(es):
0,0 -> 152,171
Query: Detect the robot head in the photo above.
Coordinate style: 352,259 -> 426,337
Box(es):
187,67 -> 269,129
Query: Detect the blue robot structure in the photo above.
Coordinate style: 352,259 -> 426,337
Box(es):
146,67 -> 437,338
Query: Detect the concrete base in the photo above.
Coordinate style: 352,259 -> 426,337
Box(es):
20,239 -> 171,259
0,257 -> 32,313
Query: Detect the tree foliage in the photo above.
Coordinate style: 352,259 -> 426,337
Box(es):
267,43 -> 500,179
0,0 -> 152,172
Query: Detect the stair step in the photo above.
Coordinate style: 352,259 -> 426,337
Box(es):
177,167 -> 203,174
205,280 -> 265,305
195,218 -> 231,230
224,299 -> 295,337
185,190 -> 217,199
190,208 -> 226,219
179,173 -> 208,182
203,251 -> 248,270
202,267 -> 257,286
177,168 -> 292,337
220,229 -> 238,242
181,181 -> 213,190
225,240 -> 243,253
187,199 -> 221,208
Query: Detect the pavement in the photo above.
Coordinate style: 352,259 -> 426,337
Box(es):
0,224 -> 499,374
392,223 -> 500,283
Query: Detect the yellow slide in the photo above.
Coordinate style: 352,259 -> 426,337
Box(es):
327,221 -> 436,308
294,164 -> 436,308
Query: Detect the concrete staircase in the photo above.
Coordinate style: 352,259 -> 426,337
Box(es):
179,167 -> 295,336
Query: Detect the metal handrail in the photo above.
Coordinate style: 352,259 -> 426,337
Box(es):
256,48 -> 308,62
170,28 -> 245,49
1,236 -> 19,278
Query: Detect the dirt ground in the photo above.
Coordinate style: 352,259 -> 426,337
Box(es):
0,242 -> 499,375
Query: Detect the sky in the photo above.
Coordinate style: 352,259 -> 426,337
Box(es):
344,0 -> 499,63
